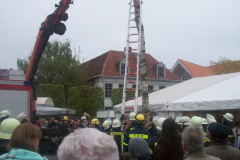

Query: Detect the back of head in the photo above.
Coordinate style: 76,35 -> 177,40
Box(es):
16,112 -> 27,123
102,120 -> 111,130
58,128 -> 119,160
8,123 -> 42,152
91,118 -> 99,125
129,137 -> 150,159
182,126 -> 204,152
0,118 -> 20,140
135,114 -> 146,125
189,116 -> 202,129
112,119 -> 121,128
154,118 -> 183,160
208,123 -> 228,141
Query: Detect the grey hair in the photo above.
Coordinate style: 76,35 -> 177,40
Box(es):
57,128 -> 119,160
182,126 -> 204,152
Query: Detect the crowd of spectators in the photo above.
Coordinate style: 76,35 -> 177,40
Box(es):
1,111 -> 240,160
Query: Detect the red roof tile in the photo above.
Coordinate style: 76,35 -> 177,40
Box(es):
179,59 -> 214,77
83,50 -> 180,80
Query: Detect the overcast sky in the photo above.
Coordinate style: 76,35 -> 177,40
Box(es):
1,0 -> 240,70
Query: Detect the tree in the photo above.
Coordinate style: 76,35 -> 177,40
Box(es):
210,56 -> 240,75
17,40 -> 87,106
133,0 -> 150,127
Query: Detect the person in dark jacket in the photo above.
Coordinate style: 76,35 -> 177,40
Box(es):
59,116 -> 70,146
91,118 -> 103,132
148,117 -> 166,155
129,137 -> 152,160
123,114 -> 151,153
126,112 -> 137,134
110,119 -> 124,154
205,123 -> 240,160
79,116 -> 88,128
222,113 -> 234,145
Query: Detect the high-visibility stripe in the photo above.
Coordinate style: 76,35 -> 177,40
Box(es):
110,132 -> 124,153
129,134 -> 148,139
204,137 -> 209,142
149,148 -> 153,155
122,142 -> 128,146
229,135 -> 234,138
155,142 -> 157,146
130,127 -> 135,130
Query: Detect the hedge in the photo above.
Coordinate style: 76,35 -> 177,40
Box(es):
37,84 -> 65,108
68,86 -> 104,117
111,88 -> 142,106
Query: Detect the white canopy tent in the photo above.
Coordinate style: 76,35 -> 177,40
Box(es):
113,72 -> 240,118
36,97 -> 76,115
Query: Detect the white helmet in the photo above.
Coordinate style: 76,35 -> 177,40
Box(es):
189,116 -> 202,129
153,116 -> 159,126
223,113 -> 233,122
129,112 -> 136,121
81,116 -> 87,121
112,119 -> 121,128
156,117 -> 166,131
0,110 -> 11,118
208,119 -> 217,123
175,117 -> 182,124
102,120 -> 111,130
201,118 -> 208,125
16,112 -> 26,122
179,116 -> 190,125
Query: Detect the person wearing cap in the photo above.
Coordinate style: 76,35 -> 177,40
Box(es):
123,114 -> 151,153
126,112 -> 137,134
91,118 -> 103,132
148,117 -> 166,156
102,119 -> 111,135
0,118 -> 20,155
182,126 -> 220,160
205,123 -> 240,160
110,119 -> 124,154
16,112 -> 28,124
79,116 -> 88,128
222,113 -> 234,145
59,116 -> 71,146
0,110 -> 11,124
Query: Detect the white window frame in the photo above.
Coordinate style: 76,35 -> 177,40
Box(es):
119,59 -> 129,75
156,62 -> 166,78
181,75 -> 188,81
105,83 -> 112,98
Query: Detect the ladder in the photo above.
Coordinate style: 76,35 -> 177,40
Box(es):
121,0 -> 143,115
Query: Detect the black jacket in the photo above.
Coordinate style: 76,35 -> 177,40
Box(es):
110,127 -> 124,154
0,138 -> 9,155
148,131 -> 160,153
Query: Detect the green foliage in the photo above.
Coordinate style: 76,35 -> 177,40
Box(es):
210,56 -> 240,74
17,40 -> 88,105
68,86 -> 104,117
37,84 -> 65,108
111,88 -> 141,106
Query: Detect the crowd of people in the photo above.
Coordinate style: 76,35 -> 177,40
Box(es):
0,109 -> 240,160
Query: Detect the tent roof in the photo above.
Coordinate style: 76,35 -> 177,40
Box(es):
36,106 -> 75,115
113,72 -> 240,112
37,97 -> 54,107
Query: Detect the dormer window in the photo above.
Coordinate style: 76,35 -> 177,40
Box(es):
181,75 -> 188,80
156,62 -> 166,78
119,59 -> 129,75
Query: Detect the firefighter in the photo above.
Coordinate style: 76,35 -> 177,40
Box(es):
147,116 -> 157,136
179,116 -> 190,131
123,114 -> 152,153
0,118 -> 20,155
222,113 -> 234,145
59,116 -> 70,145
16,112 -> 28,124
91,118 -> 103,132
110,119 -> 124,154
148,117 -> 166,155
79,116 -> 88,128
0,110 -> 11,124
102,119 -> 111,135
126,112 -> 136,133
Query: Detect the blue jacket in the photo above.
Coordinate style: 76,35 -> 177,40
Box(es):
123,124 -> 151,153
0,149 -> 47,160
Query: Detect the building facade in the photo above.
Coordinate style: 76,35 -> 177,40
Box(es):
83,50 -> 182,109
